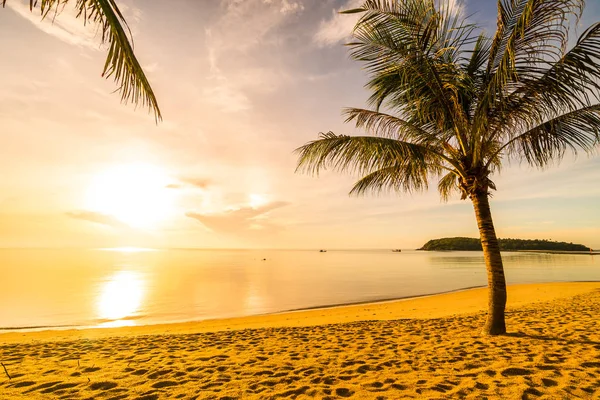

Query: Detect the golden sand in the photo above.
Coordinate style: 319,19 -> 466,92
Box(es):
1,282 -> 599,399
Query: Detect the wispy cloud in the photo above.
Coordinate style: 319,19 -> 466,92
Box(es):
313,0 -> 362,47
166,177 -> 212,190
203,82 -> 252,113
6,0 -> 145,50
201,0 -> 304,112
440,0 -> 466,18
277,0 -> 305,15
66,211 -> 127,228
6,0 -> 101,49
186,201 -> 290,233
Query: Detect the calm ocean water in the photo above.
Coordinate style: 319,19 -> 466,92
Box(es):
1,248 -> 599,331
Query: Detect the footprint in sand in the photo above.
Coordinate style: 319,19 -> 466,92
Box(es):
151,380 -> 179,388
12,381 -> 35,388
501,367 -> 533,377
542,378 -> 558,387
147,369 -> 172,379
89,381 -> 118,390
40,382 -> 80,394
131,368 -> 148,376
24,381 -> 62,393
335,387 -> 354,397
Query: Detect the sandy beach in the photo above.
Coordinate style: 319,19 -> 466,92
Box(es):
1,281 -> 599,399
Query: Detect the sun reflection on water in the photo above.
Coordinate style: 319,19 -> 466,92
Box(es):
97,271 -> 144,324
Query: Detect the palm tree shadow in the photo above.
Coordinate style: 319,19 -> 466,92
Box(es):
505,331 -> 600,347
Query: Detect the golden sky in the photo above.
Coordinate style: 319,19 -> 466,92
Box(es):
1,0 -> 600,249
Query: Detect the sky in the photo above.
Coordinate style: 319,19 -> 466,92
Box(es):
1,0 -> 599,250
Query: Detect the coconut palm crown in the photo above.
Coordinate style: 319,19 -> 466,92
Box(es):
2,0 -> 161,120
296,0 -> 600,335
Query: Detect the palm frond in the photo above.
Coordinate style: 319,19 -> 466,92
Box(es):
465,33 -> 492,81
295,131 -> 440,179
347,0 -> 477,147
437,169 -> 460,201
79,0 -> 161,121
349,164 -> 428,196
498,104 -> 600,167
3,0 -> 161,120
491,22 -> 600,136
343,107 -> 439,143
488,0 -> 583,81
475,0 -> 585,135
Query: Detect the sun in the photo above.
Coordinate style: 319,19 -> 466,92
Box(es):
85,163 -> 175,229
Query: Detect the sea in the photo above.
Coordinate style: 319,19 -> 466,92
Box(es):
1,248 -> 599,331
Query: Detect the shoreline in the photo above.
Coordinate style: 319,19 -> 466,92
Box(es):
2,281 -> 599,344
0,285 -> 490,334
2,281 -> 600,399
5,280 -> 598,335
517,249 -> 600,255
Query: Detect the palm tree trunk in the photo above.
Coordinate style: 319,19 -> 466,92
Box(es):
471,191 -> 507,335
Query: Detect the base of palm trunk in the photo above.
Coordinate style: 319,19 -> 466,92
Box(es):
481,314 -> 506,335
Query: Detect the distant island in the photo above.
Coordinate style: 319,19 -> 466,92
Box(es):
418,237 -> 590,252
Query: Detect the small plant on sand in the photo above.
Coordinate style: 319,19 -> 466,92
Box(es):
296,0 -> 600,335
1,0 -> 160,120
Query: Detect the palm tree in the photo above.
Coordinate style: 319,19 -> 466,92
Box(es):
296,0 -> 600,335
2,0 -> 161,120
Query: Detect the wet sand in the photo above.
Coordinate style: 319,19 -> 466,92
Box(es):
1,282 -> 599,399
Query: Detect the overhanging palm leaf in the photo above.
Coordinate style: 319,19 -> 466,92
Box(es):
473,0 -> 585,139
295,132 -> 439,178
297,0 -> 600,335
2,0 -> 161,120
343,107 -> 439,142
349,164 -> 427,195
345,0 -> 475,145
490,22 -> 600,137
500,104 -> 600,166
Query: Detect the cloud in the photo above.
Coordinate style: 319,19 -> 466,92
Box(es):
66,211 -> 127,228
278,0 -> 304,14
313,0 -> 362,47
440,0 -> 465,18
203,83 -> 252,113
201,0 -> 304,112
166,177 -> 212,190
6,0 -> 102,49
6,0 -> 144,50
186,201 -> 290,233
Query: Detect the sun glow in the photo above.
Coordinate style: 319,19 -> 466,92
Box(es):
249,193 -> 267,208
85,164 -> 175,229
98,271 -> 144,321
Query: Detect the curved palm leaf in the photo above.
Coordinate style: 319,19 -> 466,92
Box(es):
2,0 -> 161,121
347,0 -> 475,147
496,104 -> 600,167
349,164 -> 428,195
294,132 -> 443,183
343,107 -> 438,142
490,22 -> 600,137
474,0 -> 585,138
437,169 -> 460,201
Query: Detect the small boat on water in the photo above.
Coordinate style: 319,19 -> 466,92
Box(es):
392,249 -> 402,252
319,249 -> 327,253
